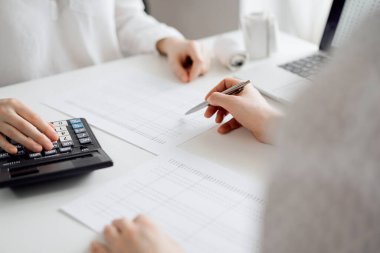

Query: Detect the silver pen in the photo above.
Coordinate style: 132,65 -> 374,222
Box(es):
185,80 -> 251,115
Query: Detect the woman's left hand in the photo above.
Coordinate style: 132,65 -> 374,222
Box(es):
156,37 -> 210,83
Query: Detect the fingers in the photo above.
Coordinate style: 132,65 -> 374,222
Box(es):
215,108 -> 229,124
205,78 -> 242,100
207,92 -> 238,113
112,218 -> 135,235
90,242 -> 110,253
204,92 -> 236,119
0,133 -> 17,154
187,41 -> 208,82
133,214 -> 154,227
103,224 -> 120,245
204,105 -> 218,118
0,122 -> 42,154
6,114 -> 51,151
171,59 -> 189,83
218,118 -> 242,134
13,100 -> 58,142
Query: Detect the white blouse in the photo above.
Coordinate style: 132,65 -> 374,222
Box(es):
0,0 -> 183,86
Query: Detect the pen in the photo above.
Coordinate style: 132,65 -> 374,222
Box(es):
185,80 -> 251,115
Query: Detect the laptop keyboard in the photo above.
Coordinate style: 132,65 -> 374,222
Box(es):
279,54 -> 328,80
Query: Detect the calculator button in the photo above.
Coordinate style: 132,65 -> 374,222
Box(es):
0,153 -> 10,159
79,137 -> 92,145
59,147 -> 72,153
54,126 -> 67,132
52,142 -> 59,149
76,132 -> 88,139
74,128 -> 86,134
71,123 -> 84,129
16,150 -> 26,156
61,141 -> 74,147
29,153 -> 42,159
52,120 -> 68,127
59,136 -> 72,142
57,131 -> 70,137
44,150 -> 57,156
69,119 -> 82,124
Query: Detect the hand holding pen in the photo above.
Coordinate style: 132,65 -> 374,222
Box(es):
188,78 -> 282,143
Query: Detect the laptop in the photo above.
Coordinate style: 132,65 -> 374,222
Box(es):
237,0 -> 380,103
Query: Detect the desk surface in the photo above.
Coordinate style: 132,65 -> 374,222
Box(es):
0,31 -> 316,253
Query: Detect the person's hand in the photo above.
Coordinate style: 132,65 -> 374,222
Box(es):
156,37 -> 210,83
204,78 -> 282,144
0,98 -> 58,154
90,215 -> 184,253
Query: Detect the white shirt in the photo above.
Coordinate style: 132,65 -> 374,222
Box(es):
0,0 -> 183,86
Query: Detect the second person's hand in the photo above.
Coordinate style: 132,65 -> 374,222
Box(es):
0,98 -> 58,154
204,78 -> 282,144
156,37 -> 210,83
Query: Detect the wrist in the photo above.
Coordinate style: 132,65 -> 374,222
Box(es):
156,37 -> 182,56
251,106 -> 283,144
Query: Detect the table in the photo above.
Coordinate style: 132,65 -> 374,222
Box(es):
0,31 -> 317,253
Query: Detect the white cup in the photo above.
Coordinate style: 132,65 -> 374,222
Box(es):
241,12 -> 278,60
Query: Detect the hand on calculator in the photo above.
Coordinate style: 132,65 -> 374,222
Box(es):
0,98 -> 58,154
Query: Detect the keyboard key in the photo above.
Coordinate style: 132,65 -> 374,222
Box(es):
44,150 -> 57,156
16,150 -> 26,156
79,137 -> 92,145
61,141 -> 74,147
57,131 -> 70,137
59,147 -> 72,153
54,126 -> 67,132
29,152 -> 42,159
52,142 -> 59,149
59,136 -> 72,142
74,128 -> 86,134
0,153 -> 10,159
69,119 -> 82,124
76,132 -> 88,139
71,123 -> 84,129
52,120 -> 68,127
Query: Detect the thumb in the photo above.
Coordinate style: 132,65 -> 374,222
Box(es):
207,92 -> 238,111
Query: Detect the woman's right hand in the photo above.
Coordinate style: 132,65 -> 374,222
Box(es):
204,78 -> 282,144
0,98 -> 58,154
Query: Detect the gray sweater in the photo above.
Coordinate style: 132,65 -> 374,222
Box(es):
261,13 -> 380,253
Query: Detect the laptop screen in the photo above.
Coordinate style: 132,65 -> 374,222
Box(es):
320,0 -> 380,51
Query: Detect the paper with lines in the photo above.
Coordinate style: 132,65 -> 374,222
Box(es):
46,70 -> 214,154
61,150 -> 264,253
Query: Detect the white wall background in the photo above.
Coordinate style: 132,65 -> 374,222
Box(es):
150,0 -> 333,44
241,0 -> 333,44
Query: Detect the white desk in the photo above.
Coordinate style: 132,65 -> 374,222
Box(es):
0,32 -> 316,253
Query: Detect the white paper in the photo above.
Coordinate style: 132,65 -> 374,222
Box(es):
61,149 -> 264,253
46,71 -> 215,154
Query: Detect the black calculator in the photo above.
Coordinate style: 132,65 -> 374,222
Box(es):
0,118 -> 113,187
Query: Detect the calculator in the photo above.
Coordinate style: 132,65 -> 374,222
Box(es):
0,118 -> 113,187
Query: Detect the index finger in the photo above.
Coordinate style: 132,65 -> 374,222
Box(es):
204,78 -> 242,100
13,101 -> 58,141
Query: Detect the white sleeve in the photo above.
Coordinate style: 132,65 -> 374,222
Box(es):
115,0 -> 184,56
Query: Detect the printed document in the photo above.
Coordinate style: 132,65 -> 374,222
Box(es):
61,150 -> 264,253
47,70 -> 215,154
